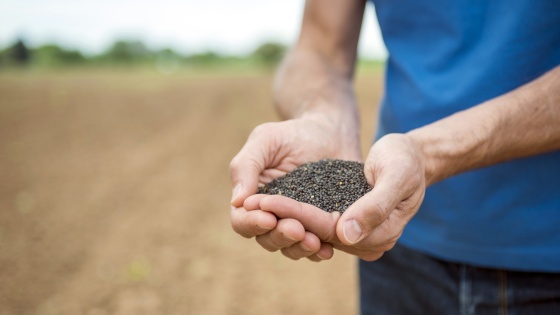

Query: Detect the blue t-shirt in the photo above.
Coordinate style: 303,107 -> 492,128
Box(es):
370,0 -> 560,271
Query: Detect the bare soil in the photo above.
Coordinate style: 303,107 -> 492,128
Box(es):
0,68 -> 381,315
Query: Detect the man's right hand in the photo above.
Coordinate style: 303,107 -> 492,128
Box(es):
229,0 -> 366,262
229,115 -> 361,261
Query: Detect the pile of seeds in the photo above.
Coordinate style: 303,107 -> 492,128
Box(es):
257,159 -> 371,213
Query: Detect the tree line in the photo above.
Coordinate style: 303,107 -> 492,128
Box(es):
0,39 -> 287,69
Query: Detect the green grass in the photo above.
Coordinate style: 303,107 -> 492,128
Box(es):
0,58 -> 385,79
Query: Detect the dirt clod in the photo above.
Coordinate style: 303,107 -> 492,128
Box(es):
258,159 -> 372,213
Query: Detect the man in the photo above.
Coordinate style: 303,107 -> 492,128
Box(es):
230,0 -> 560,313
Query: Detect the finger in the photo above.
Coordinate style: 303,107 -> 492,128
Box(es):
306,243 -> 335,262
244,194 -> 268,211
230,124 -> 281,207
259,168 -> 289,183
255,218 -> 305,252
315,242 -> 334,260
259,195 -> 339,242
333,243 -> 385,261
359,251 -> 385,262
229,148 -> 264,207
336,178 -> 402,245
230,205 -> 277,238
280,232 -> 321,260
230,122 -> 297,208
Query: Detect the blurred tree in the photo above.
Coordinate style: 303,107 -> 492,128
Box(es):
251,42 -> 287,67
0,39 -> 31,67
11,39 -> 30,64
0,39 -> 292,69
155,48 -> 181,74
101,40 -> 153,64
33,44 -> 85,66
185,51 -> 222,65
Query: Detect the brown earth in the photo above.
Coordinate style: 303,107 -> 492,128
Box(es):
0,68 -> 382,315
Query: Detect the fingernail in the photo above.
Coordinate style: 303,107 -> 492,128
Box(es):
231,183 -> 243,204
283,234 -> 298,242
256,224 -> 274,232
300,243 -> 313,252
343,219 -> 363,244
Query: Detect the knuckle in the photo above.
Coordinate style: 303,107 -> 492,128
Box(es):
270,231 -> 295,249
230,220 -> 250,238
255,236 -> 278,252
281,248 -> 300,261
360,202 -> 389,232
230,212 -> 256,238
250,122 -> 275,138
380,242 -> 396,253
231,224 -> 244,237
373,200 -> 390,218
300,241 -> 318,253
384,229 -> 403,246
360,252 -> 384,261
229,155 -> 242,173
229,154 -> 242,177
409,170 -> 423,186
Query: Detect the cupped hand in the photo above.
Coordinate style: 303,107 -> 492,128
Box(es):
246,133 -> 427,261
229,115 -> 360,261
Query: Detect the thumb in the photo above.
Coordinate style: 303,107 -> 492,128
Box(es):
231,122 -> 292,207
336,180 -> 401,245
229,150 -> 264,208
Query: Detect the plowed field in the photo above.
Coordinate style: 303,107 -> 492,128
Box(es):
0,68 -> 382,315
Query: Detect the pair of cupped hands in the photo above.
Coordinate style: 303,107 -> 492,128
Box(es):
230,116 -> 427,262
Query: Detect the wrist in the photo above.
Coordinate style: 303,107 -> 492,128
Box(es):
301,109 -> 362,161
405,129 -> 441,187
406,108 -> 496,186
273,54 -> 362,161
407,66 -> 560,186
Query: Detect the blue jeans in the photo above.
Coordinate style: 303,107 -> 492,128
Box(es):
359,244 -> 560,315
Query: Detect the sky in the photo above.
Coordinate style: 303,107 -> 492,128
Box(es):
0,0 -> 387,59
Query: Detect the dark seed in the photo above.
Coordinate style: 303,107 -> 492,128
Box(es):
257,159 -> 372,213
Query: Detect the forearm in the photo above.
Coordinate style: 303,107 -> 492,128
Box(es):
271,0 -> 365,136
273,47 -> 360,136
408,66 -> 560,185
